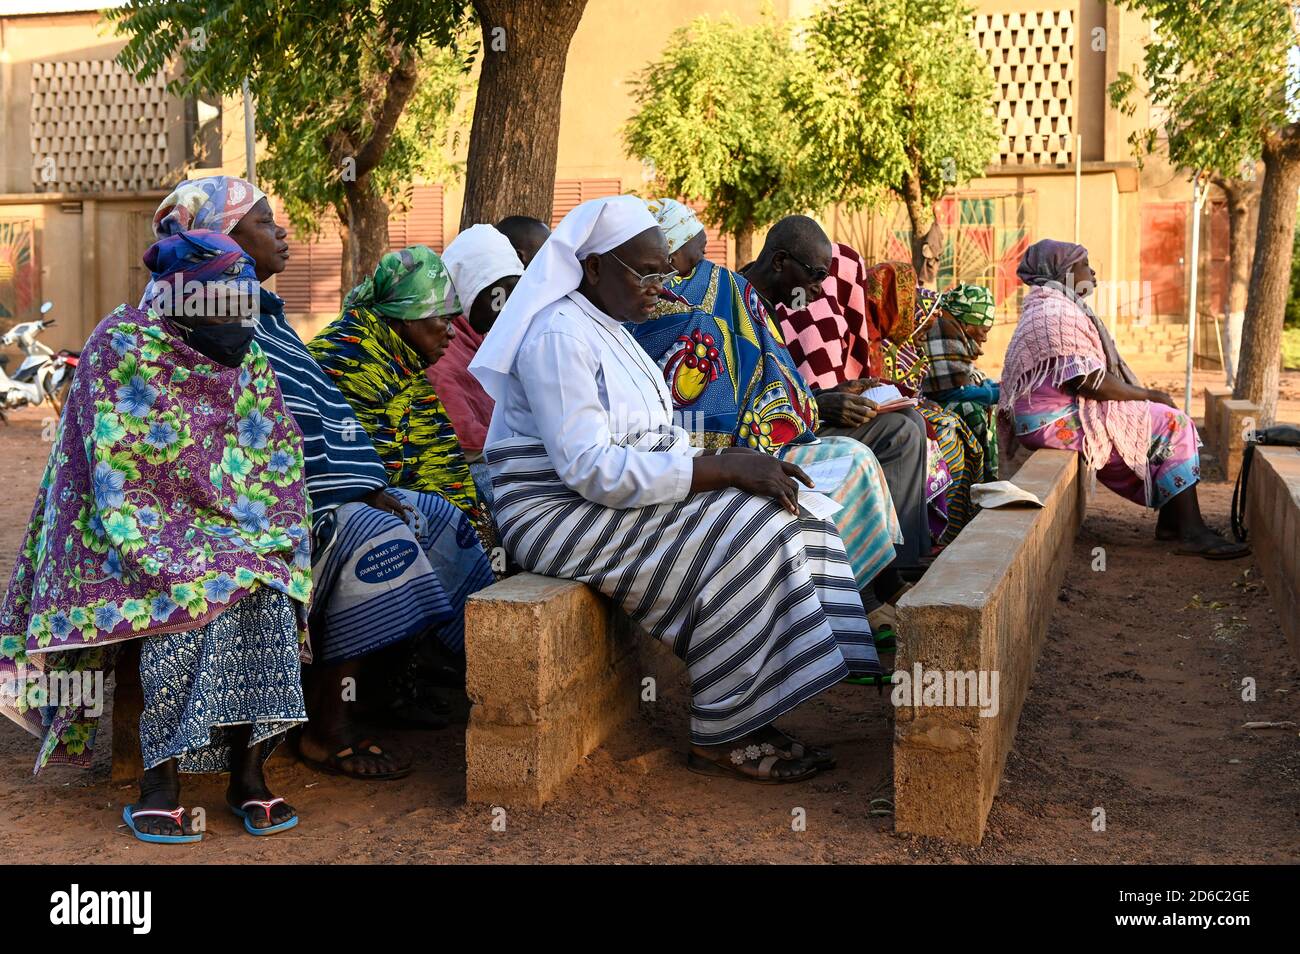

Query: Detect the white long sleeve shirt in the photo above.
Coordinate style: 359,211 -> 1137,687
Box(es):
485,291 -> 697,509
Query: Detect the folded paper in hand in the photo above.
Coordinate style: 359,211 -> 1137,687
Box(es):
971,480 -> 1044,509
798,491 -> 843,521
860,383 -> 917,412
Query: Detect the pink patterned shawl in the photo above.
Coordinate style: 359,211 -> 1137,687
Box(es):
999,284 -> 1152,486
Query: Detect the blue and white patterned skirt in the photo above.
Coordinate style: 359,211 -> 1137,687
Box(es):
138,586 -> 307,773
310,487 -> 495,663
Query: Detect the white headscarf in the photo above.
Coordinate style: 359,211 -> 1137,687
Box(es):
644,197 -> 704,254
442,224 -> 525,314
469,194 -> 659,403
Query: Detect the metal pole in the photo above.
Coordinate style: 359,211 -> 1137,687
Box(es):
1074,134 -> 1082,245
1184,174 -> 1205,414
242,78 -> 256,186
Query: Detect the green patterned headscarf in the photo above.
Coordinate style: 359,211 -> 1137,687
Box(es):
344,245 -> 461,321
937,283 -> 995,327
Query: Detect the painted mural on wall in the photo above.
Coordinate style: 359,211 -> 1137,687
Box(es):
0,219 -> 39,321
830,192 -> 1034,320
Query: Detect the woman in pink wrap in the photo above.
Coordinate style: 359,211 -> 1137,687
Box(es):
999,240 -> 1247,559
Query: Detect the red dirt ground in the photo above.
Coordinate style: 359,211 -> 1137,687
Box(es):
0,384 -> 1295,864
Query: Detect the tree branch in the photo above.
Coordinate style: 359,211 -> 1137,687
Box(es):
354,44 -> 420,178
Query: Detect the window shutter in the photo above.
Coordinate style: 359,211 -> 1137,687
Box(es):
389,185 -> 445,252
274,200 -> 343,316
551,178 -> 621,226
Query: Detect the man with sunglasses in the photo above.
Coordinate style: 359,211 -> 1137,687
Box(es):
747,216 -> 933,592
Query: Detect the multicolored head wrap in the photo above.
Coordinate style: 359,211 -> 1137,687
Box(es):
141,230 -> 260,318
343,245 -> 461,322
644,197 -> 705,254
152,176 -> 266,238
937,283 -> 996,327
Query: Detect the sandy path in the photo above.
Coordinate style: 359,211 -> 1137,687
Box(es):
0,397 -> 1294,864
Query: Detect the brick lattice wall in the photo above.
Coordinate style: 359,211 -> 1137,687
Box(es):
976,10 -> 1075,165
29,59 -> 170,193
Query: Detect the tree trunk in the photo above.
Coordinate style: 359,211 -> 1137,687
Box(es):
1213,172 -> 1262,385
734,224 -> 753,269
900,166 -> 942,280
1234,125 -> 1300,424
899,168 -> 934,242
460,0 -> 588,229
342,177 -> 390,301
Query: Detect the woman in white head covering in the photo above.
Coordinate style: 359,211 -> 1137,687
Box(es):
470,195 -> 881,783
433,224 -> 526,472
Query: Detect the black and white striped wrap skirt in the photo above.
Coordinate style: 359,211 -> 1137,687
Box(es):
485,429 -> 880,745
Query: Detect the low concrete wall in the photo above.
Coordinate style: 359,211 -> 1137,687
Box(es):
464,573 -> 640,808
1203,387 -> 1261,483
893,448 -> 1087,845
1247,447 -> 1300,665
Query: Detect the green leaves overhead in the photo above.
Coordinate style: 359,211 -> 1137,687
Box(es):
624,13 -> 812,240
623,1 -> 999,242
1109,0 -> 1296,178
108,0 -> 474,238
788,0 -> 1000,217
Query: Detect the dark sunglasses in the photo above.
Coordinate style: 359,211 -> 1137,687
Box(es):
782,249 -> 829,284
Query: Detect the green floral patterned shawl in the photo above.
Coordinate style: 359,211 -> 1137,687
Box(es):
0,305 -> 312,770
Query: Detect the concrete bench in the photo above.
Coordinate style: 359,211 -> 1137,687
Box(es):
1203,387 -> 1261,482
464,573 -> 641,807
893,448 -> 1088,845
1246,446 -> 1300,665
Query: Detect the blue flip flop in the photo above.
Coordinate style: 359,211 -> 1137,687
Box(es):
122,804 -> 202,844
230,797 -> 299,836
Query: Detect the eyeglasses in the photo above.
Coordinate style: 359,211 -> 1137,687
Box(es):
608,251 -> 677,290
782,249 -> 829,284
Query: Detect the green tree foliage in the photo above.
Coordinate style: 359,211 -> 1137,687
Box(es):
623,14 -> 811,263
109,0 -> 473,290
1109,0 -> 1298,421
787,0 -> 1000,242
1108,2 -> 1290,181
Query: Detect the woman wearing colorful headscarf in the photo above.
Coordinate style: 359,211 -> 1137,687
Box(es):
921,283 -> 1001,482
153,177 -> 493,779
309,245 -> 495,546
1001,240 -> 1247,559
630,199 -> 902,624
0,230 -> 311,843
470,195 -> 882,783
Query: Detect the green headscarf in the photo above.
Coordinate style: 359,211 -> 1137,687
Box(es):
344,244 -> 461,321
937,283 -> 995,327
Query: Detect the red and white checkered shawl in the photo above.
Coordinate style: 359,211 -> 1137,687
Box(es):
776,244 -> 916,390
999,284 -> 1152,486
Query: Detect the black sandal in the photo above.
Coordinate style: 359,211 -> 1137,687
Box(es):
760,726 -> 836,770
687,743 -> 819,784
298,737 -> 412,781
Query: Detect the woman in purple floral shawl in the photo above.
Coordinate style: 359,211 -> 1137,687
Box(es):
0,230 -> 313,842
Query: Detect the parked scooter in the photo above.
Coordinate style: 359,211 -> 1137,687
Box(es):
0,301 -> 78,417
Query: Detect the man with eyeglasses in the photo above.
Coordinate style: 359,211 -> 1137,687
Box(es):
746,216 -> 933,593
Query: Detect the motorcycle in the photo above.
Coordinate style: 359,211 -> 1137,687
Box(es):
0,301 -> 79,417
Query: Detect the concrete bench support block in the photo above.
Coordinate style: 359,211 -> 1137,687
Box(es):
1204,389 -> 1262,483
894,449 -> 1086,845
464,573 -> 640,807
1202,385 -> 1230,450
1247,447 -> 1300,664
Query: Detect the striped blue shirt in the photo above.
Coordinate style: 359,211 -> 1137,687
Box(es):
256,289 -> 387,543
